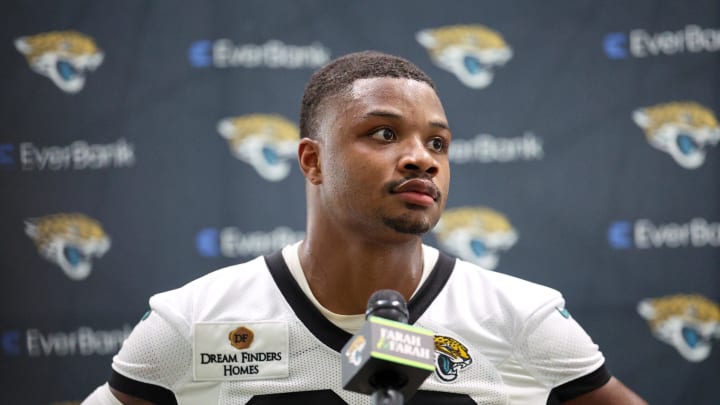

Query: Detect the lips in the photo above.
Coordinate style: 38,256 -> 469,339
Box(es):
392,178 -> 440,201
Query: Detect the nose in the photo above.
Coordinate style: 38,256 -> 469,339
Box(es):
398,136 -> 439,177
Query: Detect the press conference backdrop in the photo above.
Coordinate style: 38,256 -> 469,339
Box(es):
1,0 -> 719,403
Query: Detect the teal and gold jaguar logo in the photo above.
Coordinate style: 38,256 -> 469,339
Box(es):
15,31 -> 104,93
633,102 -> 719,169
416,24 -> 512,89
433,206 -> 518,270
217,114 -> 299,181
434,335 -> 472,382
25,213 -> 110,280
345,335 -> 367,367
638,294 -> 720,362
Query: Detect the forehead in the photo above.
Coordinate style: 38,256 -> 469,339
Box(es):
314,77 -> 448,139
347,77 -> 443,113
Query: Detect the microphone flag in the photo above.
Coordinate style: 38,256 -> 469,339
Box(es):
341,315 -> 435,399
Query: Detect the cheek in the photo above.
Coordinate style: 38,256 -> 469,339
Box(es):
328,146 -> 380,178
438,166 -> 451,193
323,153 -> 362,194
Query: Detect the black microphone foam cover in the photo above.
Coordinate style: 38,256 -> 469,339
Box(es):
365,289 -> 410,323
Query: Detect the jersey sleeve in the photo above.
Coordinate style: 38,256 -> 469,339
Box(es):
109,308 -> 191,402
512,296 -> 608,393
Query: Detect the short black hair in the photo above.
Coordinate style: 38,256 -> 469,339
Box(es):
299,51 -> 436,139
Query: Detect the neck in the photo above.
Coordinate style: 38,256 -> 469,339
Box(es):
298,228 -> 424,315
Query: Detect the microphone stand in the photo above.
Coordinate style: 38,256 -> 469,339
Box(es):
368,360 -> 406,404
371,387 -> 403,405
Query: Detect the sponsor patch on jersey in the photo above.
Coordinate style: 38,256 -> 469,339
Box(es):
193,322 -> 288,381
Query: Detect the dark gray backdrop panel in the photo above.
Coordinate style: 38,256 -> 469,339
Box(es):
1,1 -> 717,403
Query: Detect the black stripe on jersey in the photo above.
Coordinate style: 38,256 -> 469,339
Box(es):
247,389 -> 474,404
109,369 -> 177,405
247,389 -> 345,404
407,251 -> 455,324
546,364 -> 611,404
264,249 -> 352,351
263,249 -> 456,352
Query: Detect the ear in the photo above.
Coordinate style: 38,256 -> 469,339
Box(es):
298,138 -> 322,185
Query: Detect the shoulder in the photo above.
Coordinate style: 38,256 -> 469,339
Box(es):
448,256 -> 563,320
148,255 -> 272,336
420,252 -> 566,346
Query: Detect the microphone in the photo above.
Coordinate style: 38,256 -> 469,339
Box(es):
341,290 -> 435,404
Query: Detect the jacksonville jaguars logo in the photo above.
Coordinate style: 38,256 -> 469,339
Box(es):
344,335 -> 367,367
416,24 -> 512,89
638,294 -> 720,362
632,102 -> 720,169
217,114 -> 299,181
434,335 -> 472,382
15,31 -> 104,93
432,206 -> 517,270
25,213 -> 110,280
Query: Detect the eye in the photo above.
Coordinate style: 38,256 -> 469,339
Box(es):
427,137 -> 448,152
370,128 -> 396,142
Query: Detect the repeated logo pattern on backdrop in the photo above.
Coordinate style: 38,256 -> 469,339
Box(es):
608,217 -> 720,250
432,207 -> 518,270
2,2 -> 718,404
196,226 -> 304,259
189,39 -> 330,69
217,114 -> 300,181
638,294 -> 720,362
1,325 -> 131,357
5,138 -> 136,171
416,24 -> 512,89
603,25 -> 720,59
449,131 -> 544,164
15,31 -> 103,93
24,213 -> 110,281
632,102 -> 720,169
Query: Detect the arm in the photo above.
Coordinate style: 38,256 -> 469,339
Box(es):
563,377 -> 648,405
81,383 -> 158,405
82,309 -> 185,405
110,387 -> 158,405
515,295 -> 645,404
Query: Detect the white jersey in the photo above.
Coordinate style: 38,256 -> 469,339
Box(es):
106,246 -> 608,404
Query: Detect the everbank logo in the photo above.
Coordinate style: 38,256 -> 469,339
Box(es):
1,325 -> 131,357
196,226 -> 305,258
608,218 -> 720,249
0,139 -> 135,171
189,39 -> 330,69
449,131 -> 543,164
604,25 -> 720,59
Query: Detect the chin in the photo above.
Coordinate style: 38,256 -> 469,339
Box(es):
382,216 -> 433,235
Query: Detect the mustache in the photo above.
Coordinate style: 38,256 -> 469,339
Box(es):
386,176 -> 442,201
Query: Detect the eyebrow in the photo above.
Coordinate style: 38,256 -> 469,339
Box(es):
363,110 -> 450,131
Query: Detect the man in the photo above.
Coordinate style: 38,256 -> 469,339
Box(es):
83,51 -> 647,404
